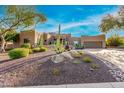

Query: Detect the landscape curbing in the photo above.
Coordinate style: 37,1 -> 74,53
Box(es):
26,82 -> 124,88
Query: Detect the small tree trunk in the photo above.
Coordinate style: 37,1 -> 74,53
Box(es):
0,35 -> 6,53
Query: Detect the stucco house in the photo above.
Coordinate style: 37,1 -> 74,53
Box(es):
0,30 -> 106,49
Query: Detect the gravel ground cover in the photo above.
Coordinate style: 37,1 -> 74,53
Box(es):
0,51 -> 117,87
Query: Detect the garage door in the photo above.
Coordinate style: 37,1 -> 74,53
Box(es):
84,41 -> 102,48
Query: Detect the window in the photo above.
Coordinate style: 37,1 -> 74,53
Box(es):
49,42 -> 52,45
44,40 -> 47,42
24,38 -> 30,43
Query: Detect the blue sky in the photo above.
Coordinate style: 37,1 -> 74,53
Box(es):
0,5 -> 123,38
35,5 -> 122,38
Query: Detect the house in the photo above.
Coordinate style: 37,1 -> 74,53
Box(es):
0,30 -> 106,49
19,30 -> 106,48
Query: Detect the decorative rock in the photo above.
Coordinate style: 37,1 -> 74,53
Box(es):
51,52 -> 74,63
51,54 -> 65,63
90,68 -> 94,71
61,52 -> 73,60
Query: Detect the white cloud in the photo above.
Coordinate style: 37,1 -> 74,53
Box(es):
36,6 -> 119,34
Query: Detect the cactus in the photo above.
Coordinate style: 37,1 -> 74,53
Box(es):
37,34 -> 44,47
54,24 -> 65,54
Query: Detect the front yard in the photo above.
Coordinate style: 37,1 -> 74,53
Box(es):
0,50 -> 119,87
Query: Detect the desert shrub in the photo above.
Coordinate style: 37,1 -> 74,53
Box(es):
32,47 -> 40,52
55,47 -> 65,54
71,51 -> 82,58
77,51 -> 84,55
73,53 -> 81,58
40,47 -> 47,52
107,35 -> 124,46
8,48 -> 29,59
91,64 -> 100,69
21,43 -> 31,48
32,47 -> 47,53
75,44 -> 84,49
52,68 -> 60,76
72,60 -> 81,64
83,56 -> 92,63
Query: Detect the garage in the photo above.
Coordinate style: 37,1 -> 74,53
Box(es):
81,35 -> 106,48
83,41 -> 102,48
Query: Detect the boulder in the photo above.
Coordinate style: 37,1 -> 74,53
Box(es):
51,54 -> 65,63
51,52 -> 73,63
61,52 -> 73,60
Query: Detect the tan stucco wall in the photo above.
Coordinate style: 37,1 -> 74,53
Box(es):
81,34 -> 105,42
19,30 -> 45,47
19,30 -> 36,46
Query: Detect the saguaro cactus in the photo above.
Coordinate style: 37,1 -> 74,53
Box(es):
54,24 -> 64,53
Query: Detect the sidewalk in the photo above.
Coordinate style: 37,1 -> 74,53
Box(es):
30,82 -> 124,88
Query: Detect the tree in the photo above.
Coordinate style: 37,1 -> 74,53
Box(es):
3,30 -> 19,49
100,6 -> 124,33
0,6 -> 46,52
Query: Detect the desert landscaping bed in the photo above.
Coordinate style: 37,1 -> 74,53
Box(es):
0,51 -> 117,87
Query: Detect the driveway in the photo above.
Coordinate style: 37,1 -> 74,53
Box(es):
83,48 -> 124,81
83,49 -> 124,71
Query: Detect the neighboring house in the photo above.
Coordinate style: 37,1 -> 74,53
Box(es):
0,30 -> 106,49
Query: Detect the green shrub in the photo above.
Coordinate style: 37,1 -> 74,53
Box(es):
107,35 -> 124,46
71,52 -> 81,58
40,47 -> 47,52
52,68 -> 60,76
73,53 -> 81,58
83,56 -> 92,63
21,43 -> 31,48
55,47 -> 65,54
75,44 -> 84,49
32,47 -> 47,52
91,64 -> 100,69
32,47 -> 40,52
72,60 -> 81,64
8,48 -> 29,59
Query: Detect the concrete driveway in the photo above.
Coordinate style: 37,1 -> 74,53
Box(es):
83,48 -> 124,81
84,49 -> 124,71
